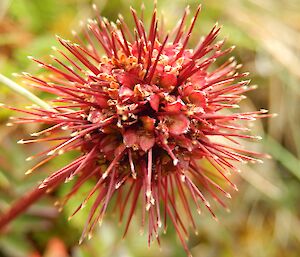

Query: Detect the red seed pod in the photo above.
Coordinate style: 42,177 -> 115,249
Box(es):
0,4 -> 271,256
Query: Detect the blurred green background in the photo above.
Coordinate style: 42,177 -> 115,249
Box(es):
0,0 -> 300,256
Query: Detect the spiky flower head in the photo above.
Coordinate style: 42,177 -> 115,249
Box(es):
1,4 -> 270,256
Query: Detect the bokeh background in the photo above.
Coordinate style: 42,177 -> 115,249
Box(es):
0,0 -> 299,256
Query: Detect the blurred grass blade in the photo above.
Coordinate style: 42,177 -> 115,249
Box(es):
266,136 -> 300,180
0,73 -> 52,110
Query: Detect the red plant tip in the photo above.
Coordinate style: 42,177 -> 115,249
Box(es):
0,5 -> 271,256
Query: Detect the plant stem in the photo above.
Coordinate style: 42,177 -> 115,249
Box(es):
0,156 -> 82,230
0,186 -> 47,230
0,73 -> 53,110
